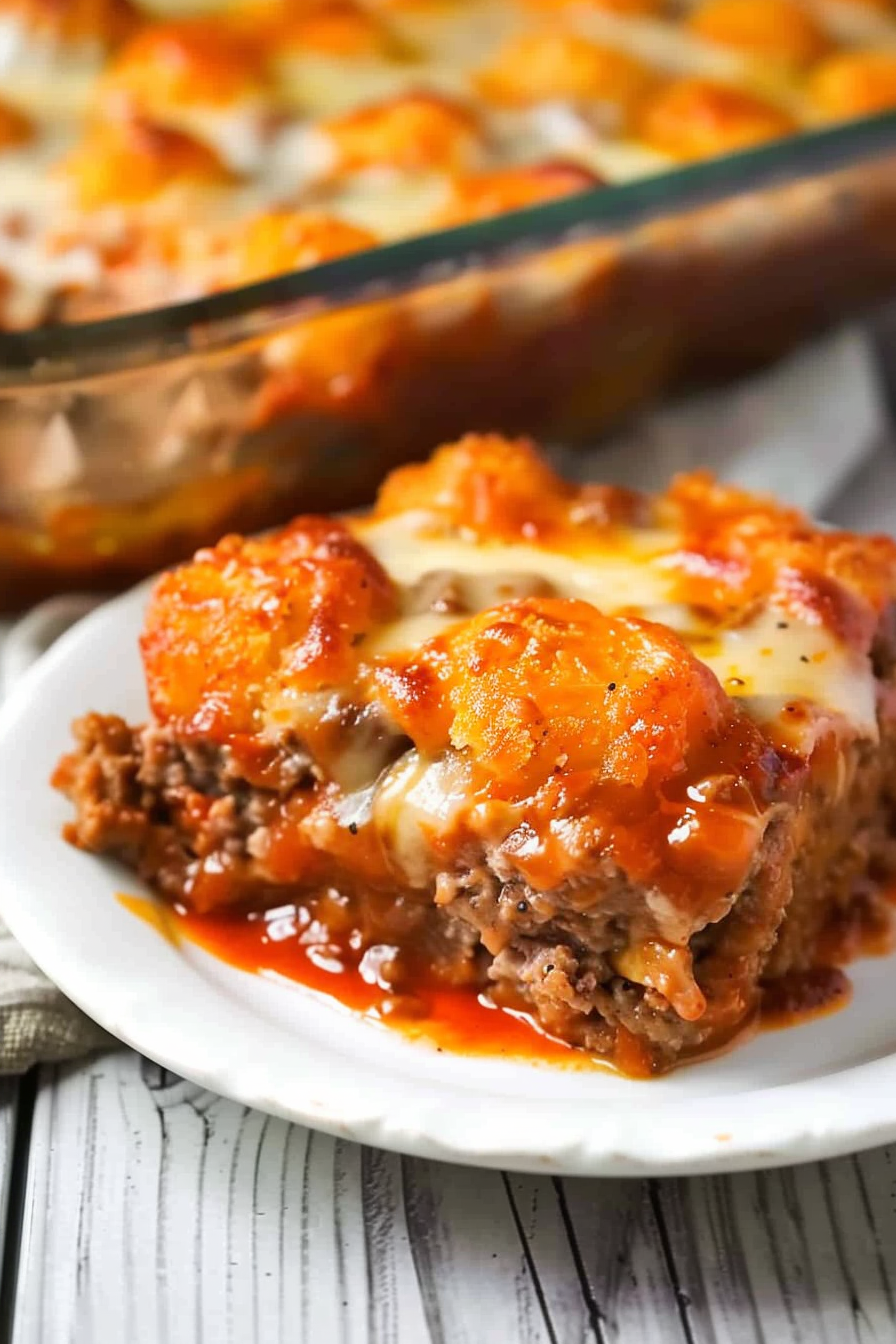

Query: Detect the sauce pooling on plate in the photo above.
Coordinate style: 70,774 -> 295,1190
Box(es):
120,893 -> 601,1071
118,885 -> 896,1073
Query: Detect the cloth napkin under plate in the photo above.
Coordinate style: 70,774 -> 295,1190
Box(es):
1,322 -> 895,1074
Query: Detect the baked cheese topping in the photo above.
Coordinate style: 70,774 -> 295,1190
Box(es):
2,0 -> 896,327
353,511 -> 880,737
138,435 -> 896,934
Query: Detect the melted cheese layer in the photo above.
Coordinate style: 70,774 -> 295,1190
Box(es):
352,511 -> 880,738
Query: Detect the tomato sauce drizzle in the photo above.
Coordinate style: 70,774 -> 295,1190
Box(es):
123,895 -> 596,1069
118,880 -> 896,1072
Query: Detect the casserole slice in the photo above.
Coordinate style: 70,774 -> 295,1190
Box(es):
55,435 -> 896,1072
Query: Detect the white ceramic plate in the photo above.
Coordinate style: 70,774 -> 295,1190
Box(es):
1,584 -> 895,1176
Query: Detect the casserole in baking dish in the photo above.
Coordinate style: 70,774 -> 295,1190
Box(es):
4,0 -> 896,326
3,0 -> 896,605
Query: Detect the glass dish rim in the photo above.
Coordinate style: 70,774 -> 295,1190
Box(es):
3,109 -> 896,386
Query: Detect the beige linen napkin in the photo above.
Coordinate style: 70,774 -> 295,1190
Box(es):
0,324 -> 893,1073
0,599 -> 113,1071
0,931 -> 111,1072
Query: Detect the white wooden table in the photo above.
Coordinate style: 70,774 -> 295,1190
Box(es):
1,437 -> 896,1344
2,1053 -> 896,1342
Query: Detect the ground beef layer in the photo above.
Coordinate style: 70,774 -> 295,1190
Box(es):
54,705 -> 896,1074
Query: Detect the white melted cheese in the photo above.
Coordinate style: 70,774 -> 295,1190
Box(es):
0,20 -> 103,116
493,103 -> 676,181
170,102 -> 276,176
555,131 -> 675,184
387,0 -> 520,75
373,748 -> 475,886
310,170 -> 452,241
274,54 -> 443,119
568,8 -> 752,81
356,513 -> 674,606
707,603 -> 875,728
352,513 -> 880,741
0,228 -> 101,327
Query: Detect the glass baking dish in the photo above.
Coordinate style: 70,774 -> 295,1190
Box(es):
2,109 -> 896,610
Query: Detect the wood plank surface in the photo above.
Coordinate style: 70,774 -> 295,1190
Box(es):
0,1081 -> 22,1319
8,1049 -> 896,1344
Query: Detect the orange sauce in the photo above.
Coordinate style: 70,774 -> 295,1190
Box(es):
117,891 -> 178,943
118,879 -> 896,1071
120,895 -> 596,1069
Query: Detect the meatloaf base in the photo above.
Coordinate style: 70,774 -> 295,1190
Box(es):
54,703 -> 896,1072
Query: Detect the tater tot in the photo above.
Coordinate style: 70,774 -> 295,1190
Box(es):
225,210 -> 376,285
0,99 -> 33,150
808,49 -> 896,118
637,77 -> 796,159
436,163 -> 600,226
98,19 -> 265,118
476,32 -> 656,122
322,92 -> 481,172
60,118 -> 232,209
687,0 -> 831,65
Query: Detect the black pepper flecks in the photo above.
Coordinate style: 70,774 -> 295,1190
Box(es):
348,822 -> 358,835
607,681 -> 617,691
800,654 -> 810,663
516,900 -> 529,913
